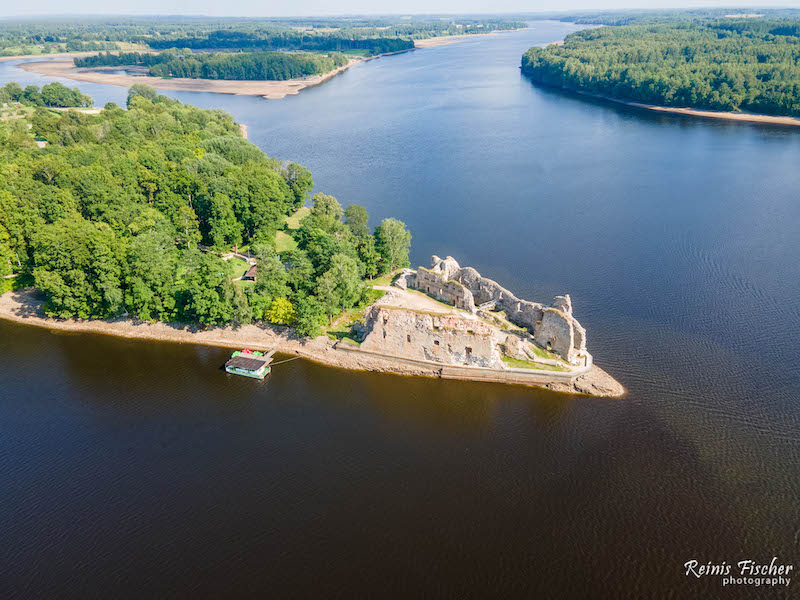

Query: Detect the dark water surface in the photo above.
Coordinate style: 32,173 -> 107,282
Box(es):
1,22 -> 799,599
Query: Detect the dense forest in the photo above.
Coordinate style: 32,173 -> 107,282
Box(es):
533,8 -> 800,26
521,19 -> 800,116
146,32 -> 416,56
0,16 -> 524,57
0,81 -> 93,108
75,49 -> 350,81
0,84 -> 411,335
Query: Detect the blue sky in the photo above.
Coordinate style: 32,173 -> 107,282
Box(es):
2,1 -> 800,19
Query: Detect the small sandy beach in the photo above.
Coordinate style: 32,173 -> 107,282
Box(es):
0,50 -> 107,63
540,88 -> 800,127
415,29 -> 521,48
9,30 -> 523,99
580,91 -> 800,127
18,57 -> 361,100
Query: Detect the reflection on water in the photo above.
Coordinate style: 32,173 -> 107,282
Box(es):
1,20 -> 799,599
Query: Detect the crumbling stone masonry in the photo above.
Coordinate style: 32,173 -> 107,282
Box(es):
406,256 -> 589,365
359,306 -> 499,368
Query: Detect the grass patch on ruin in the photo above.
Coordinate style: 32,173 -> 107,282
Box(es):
484,310 -> 525,331
329,332 -> 362,346
371,270 -> 401,287
407,288 -> 462,312
530,344 -> 567,363
501,356 -> 569,372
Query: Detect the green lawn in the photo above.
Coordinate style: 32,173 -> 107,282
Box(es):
324,288 -> 387,343
275,231 -> 298,254
370,269 -> 401,287
227,258 -> 251,280
0,273 -> 33,295
501,355 -> 569,372
339,49 -> 370,57
274,206 -> 309,254
284,206 -> 310,230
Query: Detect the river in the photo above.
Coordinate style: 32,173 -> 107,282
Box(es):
1,21 -> 798,599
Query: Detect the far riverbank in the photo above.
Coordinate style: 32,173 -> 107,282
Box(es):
573,89 -> 800,127
0,288 -> 623,397
18,57 -> 361,100
414,28 -> 524,48
12,28 -> 524,100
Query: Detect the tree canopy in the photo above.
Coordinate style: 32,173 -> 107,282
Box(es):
0,86 -> 411,335
77,50 -> 350,81
522,19 -> 800,117
0,81 -> 92,108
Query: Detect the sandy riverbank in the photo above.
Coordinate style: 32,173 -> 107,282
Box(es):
18,58 -> 361,100
560,89 -> 800,127
415,29 -> 522,48
10,30 -> 522,99
0,288 -> 623,397
0,51 -> 106,63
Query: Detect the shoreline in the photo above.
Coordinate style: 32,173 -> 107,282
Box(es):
0,50 -> 109,63
0,288 -> 624,397
414,28 -> 523,48
525,21 -> 800,128
581,90 -> 800,127
17,57 -> 362,100
8,29 -> 524,99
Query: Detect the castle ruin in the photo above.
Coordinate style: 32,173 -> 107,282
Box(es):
355,255 -> 591,371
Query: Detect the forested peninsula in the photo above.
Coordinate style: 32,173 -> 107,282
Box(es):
522,17 -> 800,118
75,49 -> 350,81
0,81 -> 92,108
0,85 -> 412,337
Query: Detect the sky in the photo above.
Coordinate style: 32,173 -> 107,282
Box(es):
1,1 -> 799,19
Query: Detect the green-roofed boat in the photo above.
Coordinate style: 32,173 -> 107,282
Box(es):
225,349 -> 275,379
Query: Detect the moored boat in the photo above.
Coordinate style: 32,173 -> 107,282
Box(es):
225,349 -> 275,379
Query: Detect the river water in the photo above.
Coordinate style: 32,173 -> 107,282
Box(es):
1,22 -> 799,599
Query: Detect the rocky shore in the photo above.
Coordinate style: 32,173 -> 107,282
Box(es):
0,288 -> 624,398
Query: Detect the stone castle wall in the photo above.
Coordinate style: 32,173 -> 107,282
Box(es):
414,267 -> 476,312
359,306 -> 500,368
408,256 -> 589,365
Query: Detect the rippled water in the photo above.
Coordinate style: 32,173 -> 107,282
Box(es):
1,22 -> 799,599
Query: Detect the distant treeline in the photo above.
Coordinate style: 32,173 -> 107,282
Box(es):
0,16 -> 524,57
521,19 -> 800,117
535,8 -> 800,26
76,50 -> 349,81
0,84 -> 412,332
0,81 -> 92,108
147,32 -> 415,56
